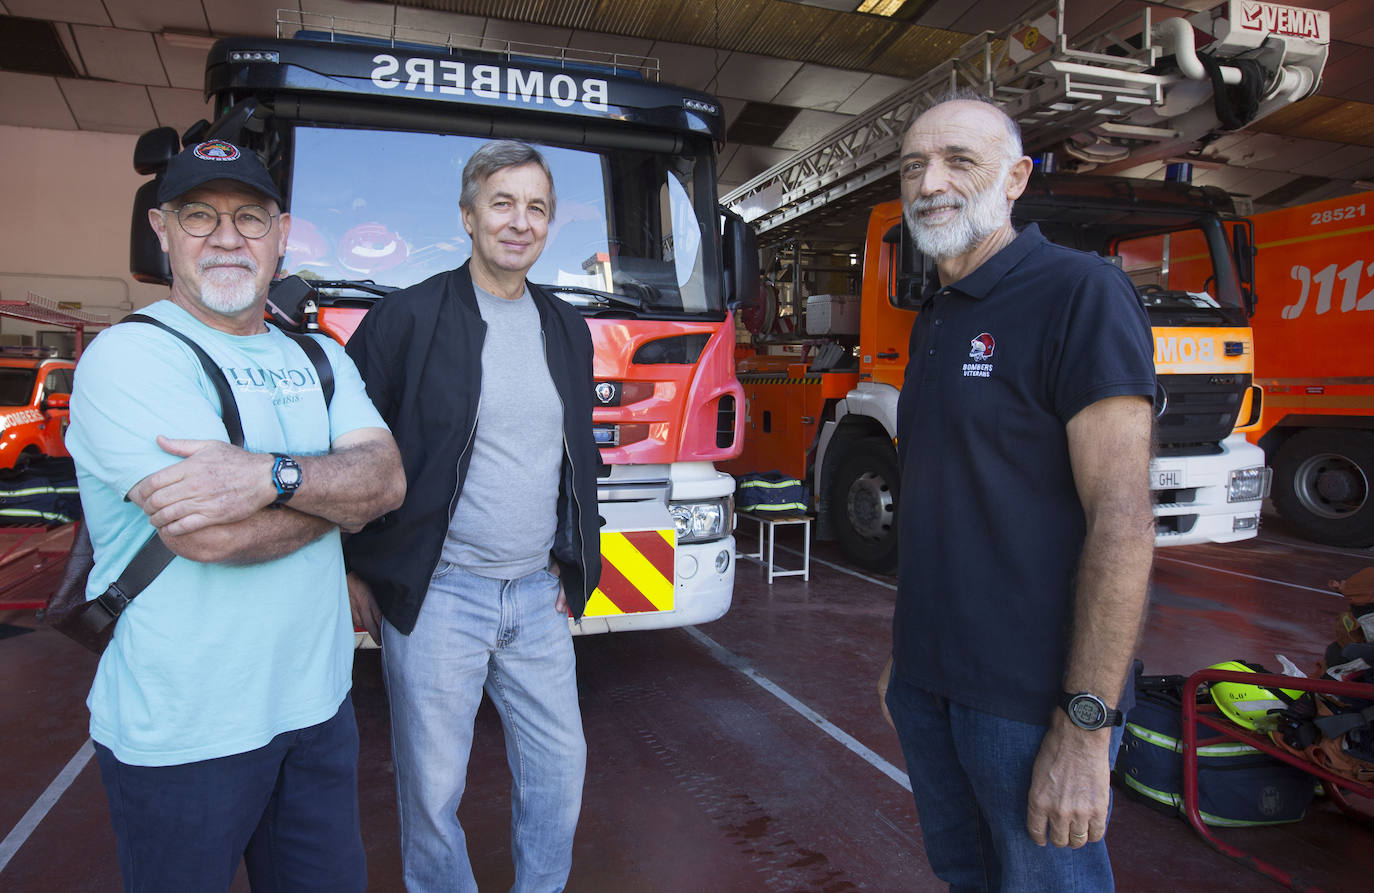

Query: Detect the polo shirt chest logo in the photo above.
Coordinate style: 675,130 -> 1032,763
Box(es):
963,332 -> 995,378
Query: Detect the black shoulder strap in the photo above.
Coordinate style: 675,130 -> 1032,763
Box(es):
124,313 -> 244,447
281,330 -> 335,407
96,314 -> 250,616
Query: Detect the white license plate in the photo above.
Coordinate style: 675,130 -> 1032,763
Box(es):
1155,469 -> 1182,488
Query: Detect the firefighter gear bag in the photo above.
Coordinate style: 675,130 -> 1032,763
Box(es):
1115,672 -> 1317,827
0,458 -> 81,525
735,471 -> 808,515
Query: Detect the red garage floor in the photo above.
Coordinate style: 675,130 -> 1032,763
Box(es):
1,517 -> 1370,892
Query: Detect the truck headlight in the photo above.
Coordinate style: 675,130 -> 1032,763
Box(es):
1227,467 -> 1272,503
669,498 -> 730,543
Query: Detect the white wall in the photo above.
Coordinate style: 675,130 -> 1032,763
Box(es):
0,125 -> 166,346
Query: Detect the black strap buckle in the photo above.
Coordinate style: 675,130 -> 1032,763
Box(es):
96,583 -> 131,617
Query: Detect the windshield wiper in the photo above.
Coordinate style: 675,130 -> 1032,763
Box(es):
545,284 -> 644,311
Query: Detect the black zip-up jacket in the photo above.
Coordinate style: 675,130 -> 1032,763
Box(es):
343,262 -> 602,635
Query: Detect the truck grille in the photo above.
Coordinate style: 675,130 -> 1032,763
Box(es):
1156,373 -> 1248,457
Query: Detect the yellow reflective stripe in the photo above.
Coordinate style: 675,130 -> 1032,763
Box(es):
600,530 -> 674,611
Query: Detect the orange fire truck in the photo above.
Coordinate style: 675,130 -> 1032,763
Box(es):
128,13 -> 756,635
1247,191 -> 1374,547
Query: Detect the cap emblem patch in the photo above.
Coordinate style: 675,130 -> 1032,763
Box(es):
193,140 -> 241,162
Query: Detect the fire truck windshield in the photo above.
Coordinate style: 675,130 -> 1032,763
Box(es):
283,126 -> 718,314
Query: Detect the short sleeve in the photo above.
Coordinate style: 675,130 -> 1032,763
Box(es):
67,326 -> 230,499
1050,258 -> 1156,423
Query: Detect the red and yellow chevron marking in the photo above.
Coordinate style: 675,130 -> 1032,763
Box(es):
585,529 -> 675,617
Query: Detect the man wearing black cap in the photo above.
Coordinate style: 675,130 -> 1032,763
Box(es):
66,140 -> 405,892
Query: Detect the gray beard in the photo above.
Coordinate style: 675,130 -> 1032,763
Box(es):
198,260 -> 259,315
905,173 -> 1011,261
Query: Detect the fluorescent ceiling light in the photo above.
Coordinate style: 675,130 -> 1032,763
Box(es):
857,0 -> 907,15
162,31 -> 218,51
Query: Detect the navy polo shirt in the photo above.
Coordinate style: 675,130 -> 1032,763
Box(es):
892,223 -> 1154,725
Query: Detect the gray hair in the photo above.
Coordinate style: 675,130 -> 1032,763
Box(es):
460,140 -> 556,219
916,88 -> 1024,168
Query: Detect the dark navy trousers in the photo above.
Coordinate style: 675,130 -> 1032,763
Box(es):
95,694 -> 366,893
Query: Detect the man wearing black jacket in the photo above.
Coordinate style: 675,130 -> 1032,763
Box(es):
344,140 -> 600,893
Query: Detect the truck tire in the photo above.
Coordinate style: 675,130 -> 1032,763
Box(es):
829,437 -> 900,573
1272,429 -> 1374,548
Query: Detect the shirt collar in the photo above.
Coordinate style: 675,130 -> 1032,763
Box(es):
921,223 -> 1047,302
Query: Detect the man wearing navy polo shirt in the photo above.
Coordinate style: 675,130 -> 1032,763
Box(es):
881,92 -> 1156,890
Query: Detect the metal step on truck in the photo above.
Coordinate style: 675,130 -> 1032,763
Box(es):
721,0 -> 1330,571
126,10 -> 759,637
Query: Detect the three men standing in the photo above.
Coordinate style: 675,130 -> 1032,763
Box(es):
884,94 -> 1157,890
344,140 -> 601,892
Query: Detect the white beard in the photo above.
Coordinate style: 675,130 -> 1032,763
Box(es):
905,168 -> 1011,261
197,256 -> 259,315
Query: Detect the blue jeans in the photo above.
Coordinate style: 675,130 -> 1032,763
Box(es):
383,562 -> 585,893
885,675 -> 1123,893
95,695 -> 365,893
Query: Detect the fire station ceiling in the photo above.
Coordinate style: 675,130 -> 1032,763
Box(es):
2,0 -> 1373,214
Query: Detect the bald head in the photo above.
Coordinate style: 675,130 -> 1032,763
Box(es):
899,98 -> 1033,266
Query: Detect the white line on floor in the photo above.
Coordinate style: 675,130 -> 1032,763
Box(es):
684,626 -> 911,793
1152,554 -> 1343,596
0,739 -> 94,874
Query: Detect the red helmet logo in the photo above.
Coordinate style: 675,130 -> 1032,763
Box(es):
969,333 -> 995,360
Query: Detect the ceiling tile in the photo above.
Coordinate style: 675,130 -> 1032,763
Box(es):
71,26 -> 167,86
58,78 -> 157,133
0,71 -> 77,129
566,30 -> 655,61
645,40 -> 724,92
5,0 -> 109,27
481,19 -> 571,51
148,86 -> 213,132
393,8 -> 486,49
1316,43 -> 1374,97
835,72 -> 910,115
947,0 -> 1046,35
773,64 -> 871,112
1289,142 -> 1374,176
774,107 -> 853,151
713,51 -> 803,103
103,0 -> 207,33
155,35 -> 208,90
297,0 -> 396,39
1329,147 -> 1374,179
719,144 -> 794,186
720,96 -> 747,131
206,0 -> 294,39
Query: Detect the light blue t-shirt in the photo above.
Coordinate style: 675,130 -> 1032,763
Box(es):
65,300 -> 388,767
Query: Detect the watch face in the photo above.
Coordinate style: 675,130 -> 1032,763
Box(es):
275,457 -> 302,490
1069,695 -> 1106,729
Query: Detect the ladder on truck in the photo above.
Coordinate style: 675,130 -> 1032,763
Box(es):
723,0 -> 1330,243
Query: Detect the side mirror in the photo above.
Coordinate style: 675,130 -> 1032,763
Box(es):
721,206 -> 759,312
887,218 -> 927,310
133,126 -> 180,176
131,179 -> 170,285
1232,221 -> 1256,317
41,394 -> 71,412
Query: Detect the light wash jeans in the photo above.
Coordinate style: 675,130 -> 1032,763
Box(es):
885,674 -> 1124,893
382,561 -> 585,893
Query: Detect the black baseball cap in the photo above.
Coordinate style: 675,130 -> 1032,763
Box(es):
156,139 -> 283,207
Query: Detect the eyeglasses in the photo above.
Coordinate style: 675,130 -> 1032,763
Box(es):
161,202 -> 279,239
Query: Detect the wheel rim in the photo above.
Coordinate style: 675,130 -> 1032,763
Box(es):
845,471 -> 893,543
1292,451 -> 1369,520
